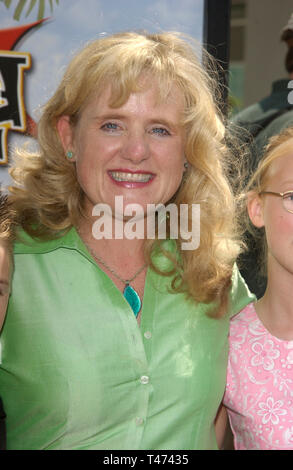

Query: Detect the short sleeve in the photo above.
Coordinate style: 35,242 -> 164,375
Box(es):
228,264 -> 256,318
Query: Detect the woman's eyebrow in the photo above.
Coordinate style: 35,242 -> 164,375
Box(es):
148,117 -> 180,130
91,113 -> 126,122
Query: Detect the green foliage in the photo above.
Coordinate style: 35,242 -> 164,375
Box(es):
0,0 -> 59,21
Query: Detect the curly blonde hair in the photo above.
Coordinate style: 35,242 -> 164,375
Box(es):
9,31 -> 242,317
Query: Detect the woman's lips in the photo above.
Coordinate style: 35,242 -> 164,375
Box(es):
108,170 -> 155,187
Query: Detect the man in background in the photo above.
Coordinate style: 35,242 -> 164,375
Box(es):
235,13 -> 293,298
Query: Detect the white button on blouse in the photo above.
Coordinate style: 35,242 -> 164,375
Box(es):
144,331 -> 152,339
140,375 -> 149,385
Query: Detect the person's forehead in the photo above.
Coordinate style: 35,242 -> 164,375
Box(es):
83,80 -> 184,114
267,148 -> 293,182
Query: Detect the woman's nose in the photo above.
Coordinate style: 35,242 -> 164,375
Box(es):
121,132 -> 150,163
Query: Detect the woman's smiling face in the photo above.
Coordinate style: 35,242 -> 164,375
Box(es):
57,80 -> 187,219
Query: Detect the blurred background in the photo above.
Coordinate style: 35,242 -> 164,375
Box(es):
230,0 -> 292,113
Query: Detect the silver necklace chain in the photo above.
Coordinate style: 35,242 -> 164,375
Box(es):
88,249 -> 147,285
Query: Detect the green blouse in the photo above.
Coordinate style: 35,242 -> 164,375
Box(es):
0,228 -> 254,450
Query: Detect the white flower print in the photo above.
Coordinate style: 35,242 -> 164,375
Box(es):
225,305 -> 293,449
284,426 -> 293,445
270,369 -> 293,397
285,343 -> 293,365
249,318 -> 267,338
257,397 -> 287,425
251,340 -> 280,370
287,350 -> 293,365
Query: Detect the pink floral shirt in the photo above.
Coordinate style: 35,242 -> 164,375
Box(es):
223,303 -> 293,450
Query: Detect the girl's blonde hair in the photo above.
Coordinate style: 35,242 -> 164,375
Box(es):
9,31 -> 242,317
245,126 -> 293,278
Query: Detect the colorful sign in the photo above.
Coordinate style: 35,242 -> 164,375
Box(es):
0,0 -> 204,187
0,20 -> 46,164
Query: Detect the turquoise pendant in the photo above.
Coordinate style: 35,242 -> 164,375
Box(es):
123,284 -> 141,317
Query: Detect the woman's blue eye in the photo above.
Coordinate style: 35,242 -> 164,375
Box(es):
152,127 -> 170,136
101,122 -> 119,131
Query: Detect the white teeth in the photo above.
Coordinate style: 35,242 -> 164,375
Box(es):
110,171 -> 152,183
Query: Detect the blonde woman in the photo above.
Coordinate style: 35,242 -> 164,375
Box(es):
0,31 -> 253,450
222,127 -> 293,449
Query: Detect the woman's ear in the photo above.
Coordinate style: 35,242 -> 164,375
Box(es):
247,191 -> 264,228
56,116 -> 75,161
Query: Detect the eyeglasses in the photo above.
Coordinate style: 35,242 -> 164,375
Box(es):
259,190 -> 293,214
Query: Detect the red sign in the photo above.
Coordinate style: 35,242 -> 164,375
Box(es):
0,20 -> 45,164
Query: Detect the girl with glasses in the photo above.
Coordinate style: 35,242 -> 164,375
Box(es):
217,126 -> 293,450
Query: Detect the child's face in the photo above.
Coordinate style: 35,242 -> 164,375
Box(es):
249,150 -> 293,276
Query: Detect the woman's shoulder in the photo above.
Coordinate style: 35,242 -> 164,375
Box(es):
13,227 -> 76,255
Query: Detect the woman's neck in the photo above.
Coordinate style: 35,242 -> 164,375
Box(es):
77,215 -> 148,326
77,215 -> 147,269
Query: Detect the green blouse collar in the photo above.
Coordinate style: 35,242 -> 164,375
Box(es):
14,227 -> 90,258
14,227 -> 177,270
